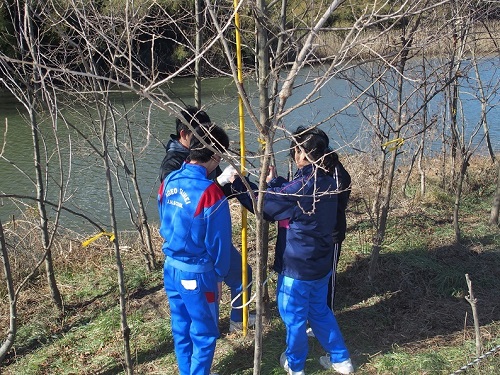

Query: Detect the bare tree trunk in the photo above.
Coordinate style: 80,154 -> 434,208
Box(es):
30,108 -> 63,311
194,0 -> 202,107
112,107 -> 157,271
465,274 -> 483,357
254,0 -> 272,372
489,160 -> 500,226
24,0 -> 63,311
449,79 -> 459,187
261,223 -> 270,322
402,147 -> 418,198
453,158 -> 467,243
471,48 -> 495,162
418,56 -> 429,196
130,180 -> 157,270
372,149 -> 386,223
101,124 -> 133,374
369,148 -> 398,279
253,141 -> 273,375
369,16 -> 414,278
418,142 -> 426,196
469,45 -> 499,226
448,1 -> 468,194
448,1 -> 482,243
440,113 -> 447,190
0,220 -> 17,363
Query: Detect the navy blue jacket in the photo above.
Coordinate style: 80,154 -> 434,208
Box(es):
332,161 -> 351,243
231,164 -> 338,281
159,136 -> 189,182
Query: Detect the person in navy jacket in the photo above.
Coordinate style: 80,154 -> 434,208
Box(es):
229,126 -> 354,374
158,124 -> 231,375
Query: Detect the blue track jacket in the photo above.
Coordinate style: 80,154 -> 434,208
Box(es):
231,164 -> 338,281
158,162 -> 231,280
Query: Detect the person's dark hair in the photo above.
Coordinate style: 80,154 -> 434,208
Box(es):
189,124 -> 230,163
324,147 -> 339,176
290,126 -> 338,174
175,106 -> 211,136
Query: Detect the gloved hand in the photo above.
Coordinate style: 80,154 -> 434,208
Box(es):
266,165 -> 277,183
217,165 -> 238,186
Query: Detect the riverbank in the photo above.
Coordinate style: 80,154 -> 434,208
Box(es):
1,155 -> 499,374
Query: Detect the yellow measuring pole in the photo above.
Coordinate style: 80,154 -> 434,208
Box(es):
233,0 -> 249,336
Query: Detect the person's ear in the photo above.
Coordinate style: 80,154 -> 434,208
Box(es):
179,129 -> 192,147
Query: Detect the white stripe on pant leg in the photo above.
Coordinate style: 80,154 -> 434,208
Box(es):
330,242 -> 340,311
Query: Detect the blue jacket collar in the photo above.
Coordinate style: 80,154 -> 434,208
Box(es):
294,163 -> 315,179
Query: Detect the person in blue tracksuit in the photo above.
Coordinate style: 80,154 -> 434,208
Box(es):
158,106 -> 254,331
229,126 -> 354,374
158,124 -> 231,375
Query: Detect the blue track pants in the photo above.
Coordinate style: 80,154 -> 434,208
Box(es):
327,242 -> 342,311
277,273 -> 350,372
164,262 -> 219,375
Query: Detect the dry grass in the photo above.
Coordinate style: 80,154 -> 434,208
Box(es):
1,155 -> 500,374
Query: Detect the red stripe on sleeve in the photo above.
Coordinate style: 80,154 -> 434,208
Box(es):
158,180 -> 165,203
194,183 -> 224,216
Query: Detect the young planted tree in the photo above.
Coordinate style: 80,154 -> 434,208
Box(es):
0,0 -> 66,310
339,1 -> 459,278
443,0 -> 498,243
473,13 -> 500,227
0,219 -> 16,362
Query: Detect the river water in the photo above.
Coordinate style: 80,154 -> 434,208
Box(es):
1,62 -> 499,231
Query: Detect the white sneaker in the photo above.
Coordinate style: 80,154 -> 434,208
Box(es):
306,327 -> 315,337
319,355 -> 354,374
280,352 -> 306,375
229,313 -> 256,332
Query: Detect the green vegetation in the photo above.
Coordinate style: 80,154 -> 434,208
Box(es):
2,0 -> 496,79
1,156 -> 499,374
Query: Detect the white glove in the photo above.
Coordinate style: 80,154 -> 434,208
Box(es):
217,165 -> 238,186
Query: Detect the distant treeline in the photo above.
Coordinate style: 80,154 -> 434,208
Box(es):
0,0 -> 499,79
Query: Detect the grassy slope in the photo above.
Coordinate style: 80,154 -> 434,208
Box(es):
1,156 -> 499,374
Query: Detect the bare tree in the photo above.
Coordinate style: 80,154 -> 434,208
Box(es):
475,17 -> 500,227
0,197 -> 108,363
342,1 -> 458,278
0,219 -> 17,362
444,0 -> 497,243
100,108 -> 134,374
0,0 -> 65,310
250,0 -> 273,369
